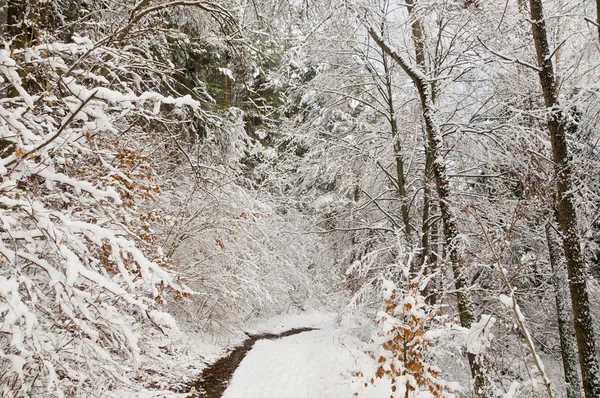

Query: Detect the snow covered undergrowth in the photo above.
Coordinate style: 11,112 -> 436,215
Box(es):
245,311 -> 337,335
106,327 -> 223,398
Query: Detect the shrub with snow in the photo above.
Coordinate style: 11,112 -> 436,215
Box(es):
359,280 -> 460,398
0,37 -> 192,397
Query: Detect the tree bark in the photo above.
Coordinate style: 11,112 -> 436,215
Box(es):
405,0 -> 438,284
528,0 -> 600,396
380,44 -> 412,241
421,146 -> 437,305
368,27 -> 486,397
596,0 -> 600,44
404,0 -> 426,70
546,221 -> 583,398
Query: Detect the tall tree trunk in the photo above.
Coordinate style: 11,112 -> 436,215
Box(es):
373,12 -> 416,278
0,0 -> 6,38
596,0 -> 600,44
381,1 -> 485,393
421,146 -> 437,305
528,0 -> 600,396
546,221 -> 583,398
368,27 -> 486,397
405,0 -> 426,70
405,0 -> 438,284
381,45 -> 412,241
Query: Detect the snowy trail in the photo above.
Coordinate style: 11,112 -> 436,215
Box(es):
221,326 -> 389,398
109,313 -> 392,398
189,327 -> 318,398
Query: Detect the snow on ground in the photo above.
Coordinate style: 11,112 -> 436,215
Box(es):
246,311 -> 337,334
110,311 -> 438,398
109,390 -> 186,398
222,322 -> 392,398
107,327 -> 226,397
108,312 -> 335,397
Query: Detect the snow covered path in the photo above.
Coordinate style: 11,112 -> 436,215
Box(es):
110,313 -> 393,398
221,323 -> 389,398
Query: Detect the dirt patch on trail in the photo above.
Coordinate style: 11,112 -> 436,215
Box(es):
186,327 -> 318,398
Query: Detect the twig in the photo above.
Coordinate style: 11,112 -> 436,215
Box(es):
466,206 -> 555,398
584,16 -> 600,28
6,91 -> 98,168
477,37 -> 542,72
360,188 -> 403,230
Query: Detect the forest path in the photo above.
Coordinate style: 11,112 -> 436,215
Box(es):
187,327 -> 318,398
188,315 -> 390,398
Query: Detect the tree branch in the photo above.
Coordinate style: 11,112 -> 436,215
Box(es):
6,91 -> 97,168
477,37 -> 542,72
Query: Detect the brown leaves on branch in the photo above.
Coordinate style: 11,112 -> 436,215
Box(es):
358,285 -> 454,398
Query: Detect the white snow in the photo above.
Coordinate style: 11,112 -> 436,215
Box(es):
464,314 -> 496,355
0,50 -> 34,109
110,389 -> 186,398
106,311 -> 463,398
222,312 -> 450,398
245,311 -> 336,335
222,325 -> 391,398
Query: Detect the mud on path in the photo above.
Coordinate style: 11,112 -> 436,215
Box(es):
186,327 -> 318,398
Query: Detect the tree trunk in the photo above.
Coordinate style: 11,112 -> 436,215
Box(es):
528,0 -> 600,396
405,0 -> 426,70
0,0 -> 6,38
403,1 -> 438,292
546,221 -> 583,398
596,0 -> 600,44
381,46 -> 412,241
368,27 -> 486,397
421,146 -> 437,305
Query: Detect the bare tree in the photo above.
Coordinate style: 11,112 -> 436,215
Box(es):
368,24 -> 487,396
